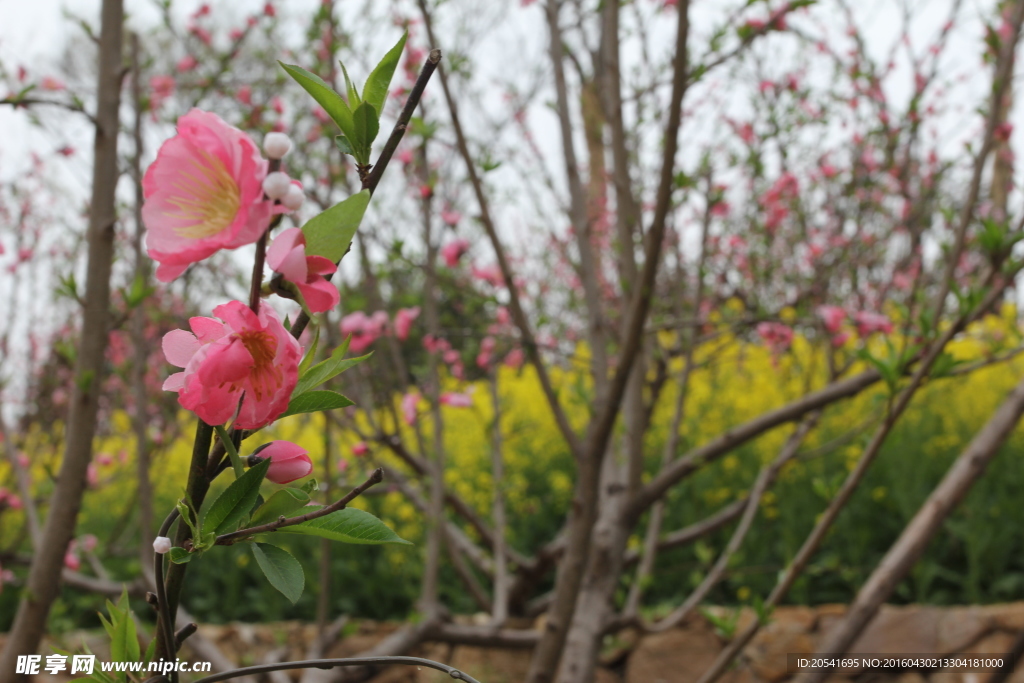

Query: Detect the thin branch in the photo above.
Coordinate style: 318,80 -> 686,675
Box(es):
417,0 -> 582,458
215,468 -> 383,545
188,656 -> 483,683
288,49 -> 441,342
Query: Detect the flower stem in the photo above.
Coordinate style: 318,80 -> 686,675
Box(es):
215,424 -> 245,479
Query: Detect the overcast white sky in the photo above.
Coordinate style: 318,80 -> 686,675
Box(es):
0,0 -> 1012,420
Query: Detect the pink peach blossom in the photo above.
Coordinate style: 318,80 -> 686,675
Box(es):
817,305 -> 846,334
162,300 -> 301,429
402,392 -> 419,425
176,55 -> 198,73
340,312 -> 376,353
252,441 -> 312,484
143,109 -> 271,282
853,311 -> 893,336
266,228 -> 339,313
472,262 -> 504,287
441,209 -> 462,226
394,307 -> 420,341
757,322 -> 794,353
352,441 -> 369,456
40,76 -> 65,91
441,239 -> 470,268
504,348 -> 525,369
440,392 -> 473,408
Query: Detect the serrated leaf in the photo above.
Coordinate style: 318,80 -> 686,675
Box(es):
109,591 -> 138,663
301,190 -> 371,263
280,390 -> 354,418
279,62 -> 355,141
352,101 -> 379,160
250,488 -> 312,526
335,135 -> 355,156
295,342 -> 366,396
276,506 -> 412,545
200,458 -> 270,537
251,542 -> 305,604
363,32 -> 408,117
168,547 -> 193,564
98,612 -> 114,640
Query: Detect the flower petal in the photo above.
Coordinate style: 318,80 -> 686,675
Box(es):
162,329 -> 201,367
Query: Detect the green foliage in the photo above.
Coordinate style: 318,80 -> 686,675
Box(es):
250,487 -> 312,526
251,542 -> 305,604
300,190 -> 370,262
201,458 -> 270,537
274,506 -> 412,545
294,340 -> 368,396
281,32 -> 407,166
280,390 -> 354,418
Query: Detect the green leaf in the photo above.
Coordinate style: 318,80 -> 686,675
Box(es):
168,547 -> 193,564
352,101 -> 380,158
280,390 -> 354,418
276,506 -> 412,545
110,589 -> 138,664
143,633 -> 158,666
200,458 -> 270,537
335,135 -> 355,156
339,61 -> 360,109
279,62 -> 355,140
97,611 -> 114,641
250,487 -> 312,526
363,32 -> 408,117
176,499 -> 200,539
251,542 -> 305,604
298,324 -> 321,377
300,478 -> 320,495
301,190 -> 371,263
295,340 -> 365,396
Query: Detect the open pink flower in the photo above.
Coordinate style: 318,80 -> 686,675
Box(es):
440,392 -> 473,408
340,311 -> 388,354
853,311 -> 893,337
441,239 -> 470,268
266,228 -> 339,313
757,322 -> 794,353
394,307 -> 420,341
817,305 -> 846,334
472,262 -> 504,287
143,109 -> 271,282
251,441 -> 313,484
402,392 -> 419,425
162,300 -> 301,429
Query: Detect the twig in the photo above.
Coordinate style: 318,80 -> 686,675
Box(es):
215,468 -> 384,545
363,49 -> 441,194
188,657 -> 483,683
288,48 -> 441,342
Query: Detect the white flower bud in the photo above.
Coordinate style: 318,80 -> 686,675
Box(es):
153,536 -> 172,554
262,171 -> 292,200
281,183 -> 305,212
263,132 -> 293,159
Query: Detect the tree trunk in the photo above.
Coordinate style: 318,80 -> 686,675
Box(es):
0,1 -> 123,678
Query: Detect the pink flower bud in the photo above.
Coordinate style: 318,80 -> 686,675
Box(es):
352,441 -> 369,456
251,441 -> 313,484
153,536 -> 172,554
